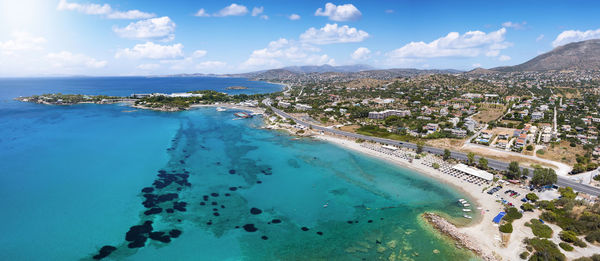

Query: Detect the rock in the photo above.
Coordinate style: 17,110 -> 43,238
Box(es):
433,249 -> 440,254
228,187 -> 237,191
377,246 -> 386,253
250,208 -> 262,215
92,245 -> 117,260
301,227 -> 309,231
243,224 -> 258,232
141,187 -> 154,193
316,231 -> 323,236
229,170 -> 236,174
144,208 -> 162,215
386,240 -> 397,249
261,236 -> 268,240
169,229 -> 182,238
271,219 -> 281,224
211,193 -> 219,197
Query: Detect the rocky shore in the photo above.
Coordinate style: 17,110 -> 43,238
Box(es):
423,213 -> 497,261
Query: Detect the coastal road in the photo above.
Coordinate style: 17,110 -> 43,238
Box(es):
266,103 -> 600,196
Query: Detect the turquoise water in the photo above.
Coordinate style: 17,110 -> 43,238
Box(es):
0,77 -> 477,260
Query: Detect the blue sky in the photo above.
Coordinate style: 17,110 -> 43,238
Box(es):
1,0 -> 600,76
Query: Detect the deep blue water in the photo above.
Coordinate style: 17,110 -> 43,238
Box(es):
0,77 -> 476,260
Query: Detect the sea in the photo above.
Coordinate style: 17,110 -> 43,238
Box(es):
0,77 -> 478,260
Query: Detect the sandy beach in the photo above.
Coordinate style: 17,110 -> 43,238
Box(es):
309,133 -> 528,260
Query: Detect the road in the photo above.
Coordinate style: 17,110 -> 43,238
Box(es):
265,102 -> 600,196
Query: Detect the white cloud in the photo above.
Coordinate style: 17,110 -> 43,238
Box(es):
498,55 -> 511,61
385,9 -> 394,14
387,28 -> 510,59
502,21 -> 527,30
137,63 -> 160,70
57,0 -> 154,19
472,63 -> 482,68
113,16 -> 176,41
299,24 -> 369,45
536,34 -> 545,42
0,32 -> 46,54
552,28 -> 600,47
115,42 -> 184,59
351,47 -> 371,60
194,8 -> 210,17
196,61 -> 227,70
47,51 -> 107,68
192,50 -> 207,58
215,3 -> 248,17
260,15 -> 269,20
241,38 -> 334,69
251,7 -> 264,16
288,14 -> 301,20
315,3 -> 361,21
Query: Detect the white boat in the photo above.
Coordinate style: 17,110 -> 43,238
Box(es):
462,208 -> 472,212
216,107 -> 226,112
463,214 -> 472,219
462,203 -> 471,207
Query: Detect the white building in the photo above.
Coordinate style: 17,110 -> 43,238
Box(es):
368,110 -> 411,119
294,104 -> 312,111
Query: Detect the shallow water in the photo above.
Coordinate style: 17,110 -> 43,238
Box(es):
0,77 -> 478,260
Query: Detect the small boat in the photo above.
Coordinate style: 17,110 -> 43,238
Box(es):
462,209 -> 472,212
323,202 -> 329,208
463,214 -> 472,219
234,112 -> 252,118
462,203 -> 471,207
216,107 -> 226,112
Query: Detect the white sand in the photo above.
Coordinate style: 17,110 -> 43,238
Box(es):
311,133 -> 534,260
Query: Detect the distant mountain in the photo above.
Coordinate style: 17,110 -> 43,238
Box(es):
492,39 -> 600,72
280,64 -> 375,73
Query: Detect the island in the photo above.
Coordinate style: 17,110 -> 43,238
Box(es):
225,86 -> 249,90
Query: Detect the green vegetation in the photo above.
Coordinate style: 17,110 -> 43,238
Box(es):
536,149 -> 545,155
443,148 -> 451,160
432,163 -> 440,169
478,157 -> 488,170
559,242 -> 574,251
416,141 -> 424,154
519,251 -> 529,260
526,193 -> 539,202
522,203 -> 535,212
356,125 -> 414,142
531,167 -> 557,187
558,187 -> 577,200
467,152 -> 475,166
526,219 -> 553,238
523,237 -> 565,261
507,161 -> 521,179
24,93 -> 122,104
499,223 -> 513,233
559,230 -> 578,243
573,254 -> 600,261
504,207 -> 523,223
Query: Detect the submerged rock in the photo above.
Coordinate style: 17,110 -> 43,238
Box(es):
261,236 -> 268,240
144,208 -> 162,215
92,245 -> 117,260
271,219 -> 281,224
301,227 -> 309,231
141,187 -> 154,193
229,169 -> 236,174
250,208 -> 262,215
243,224 -> 258,232
169,229 -> 182,238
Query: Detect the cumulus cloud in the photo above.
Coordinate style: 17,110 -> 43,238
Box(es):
251,7 -> 264,16
498,55 -> 511,61
387,28 -> 510,59
196,61 -> 227,70
137,63 -> 160,70
0,32 -> 46,54
215,3 -> 248,17
536,34 -> 545,42
299,24 -> 369,45
552,28 -> 600,47
351,47 -> 371,60
288,14 -> 301,20
113,17 -> 176,41
502,21 -> 527,30
315,3 -> 361,21
385,9 -> 394,14
57,0 -> 154,19
192,50 -> 207,58
194,8 -> 210,17
115,42 -> 184,59
47,51 -> 107,68
241,38 -> 334,69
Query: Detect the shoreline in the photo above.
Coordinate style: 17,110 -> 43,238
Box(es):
305,133 -> 511,260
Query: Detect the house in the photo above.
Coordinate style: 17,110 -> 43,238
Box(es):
278,101 -> 291,108
531,111 -> 544,121
294,104 -> 312,111
425,123 -> 439,133
449,117 -> 460,127
368,110 -> 411,119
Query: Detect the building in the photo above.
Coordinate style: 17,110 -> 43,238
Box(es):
531,111 -> 544,121
169,93 -> 203,98
452,164 -> 493,181
294,104 -> 312,111
368,110 -> 411,119
425,123 -> 439,133
278,101 -> 291,108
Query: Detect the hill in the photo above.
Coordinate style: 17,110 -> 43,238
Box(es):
492,39 -> 600,72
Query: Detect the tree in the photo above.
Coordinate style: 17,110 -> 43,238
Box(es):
558,187 -> 577,200
526,193 -> 539,202
559,230 -> 578,243
416,141 -> 424,154
443,149 -> 451,161
531,167 -> 557,187
499,223 -> 513,233
521,203 -> 534,211
478,157 -> 489,170
521,168 -> 530,179
467,152 -> 475,166
508,161 -> 521,179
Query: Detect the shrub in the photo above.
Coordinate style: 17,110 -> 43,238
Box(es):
526,193 -> 539,202
524,237 -> 565,261
526,219 -> 553,238
499,223 -> 513,233
585,231 -> 600,243
521,203 -> 534,212
433,163 -> 440,169
504,207 -> 523,223
559,242 -> 573,251
519,251 -> 529,259
559,230 -> 578,243
573,254 -> 600,261
574,239 -> 587,248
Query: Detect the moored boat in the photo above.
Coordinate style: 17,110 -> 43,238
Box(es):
234,112 -> 252,118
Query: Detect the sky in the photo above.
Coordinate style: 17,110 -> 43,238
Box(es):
1,0 -> 600,76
